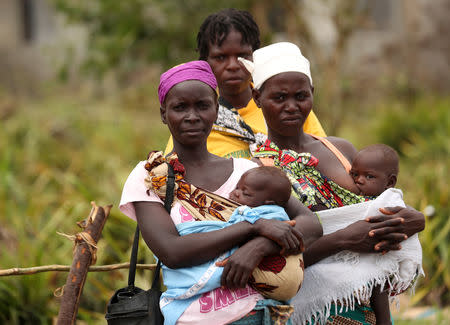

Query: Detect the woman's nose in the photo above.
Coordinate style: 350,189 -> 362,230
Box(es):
284,98 -> 299,112
226,56 -> 241,70
185,108 -> 200,122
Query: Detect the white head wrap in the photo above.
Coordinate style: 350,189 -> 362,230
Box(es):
238,42 -> 312,90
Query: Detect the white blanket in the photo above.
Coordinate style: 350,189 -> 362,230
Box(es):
291,188 -> 424,325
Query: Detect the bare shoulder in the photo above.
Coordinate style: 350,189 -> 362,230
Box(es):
325,136 -> 358,161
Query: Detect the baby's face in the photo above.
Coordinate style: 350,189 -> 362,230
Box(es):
350,152 -> 391,196
229,171 -> 273,207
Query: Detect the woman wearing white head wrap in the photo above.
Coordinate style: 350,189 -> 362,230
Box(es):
238,42 -> 312,90
241,42 -> 425,325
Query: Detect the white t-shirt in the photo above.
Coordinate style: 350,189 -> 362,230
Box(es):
119,158 -> 263,325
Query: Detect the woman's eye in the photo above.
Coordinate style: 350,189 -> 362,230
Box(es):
197,102 -> 211,110
296,93 -> 306,100
239,53 -> 252,60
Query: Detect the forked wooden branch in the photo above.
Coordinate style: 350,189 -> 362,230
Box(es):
56,202 -> 111,325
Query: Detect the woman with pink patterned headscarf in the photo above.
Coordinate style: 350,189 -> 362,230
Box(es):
119,60 -> 322,325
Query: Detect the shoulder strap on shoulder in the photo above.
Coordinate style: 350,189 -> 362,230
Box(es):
309,134 -> 352,173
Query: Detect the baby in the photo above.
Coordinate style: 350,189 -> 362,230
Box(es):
226,166 -> 305,301
292,143 -> 421,325
350,143 -> 399,197
350,143 -> 400,325
230,166 -> 292,210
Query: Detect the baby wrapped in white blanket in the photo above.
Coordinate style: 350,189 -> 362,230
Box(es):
291,188 -> 424,325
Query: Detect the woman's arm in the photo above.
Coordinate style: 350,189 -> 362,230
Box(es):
134,200 -> 303,269
303,218 -> 405,267
285,195 -> 323,249
219,236 -> 281,289
134,201 -> 256,269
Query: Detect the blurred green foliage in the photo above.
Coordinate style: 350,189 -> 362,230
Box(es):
52,0 -> 253,78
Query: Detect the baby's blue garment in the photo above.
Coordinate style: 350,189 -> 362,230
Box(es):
160,205 -> 289,325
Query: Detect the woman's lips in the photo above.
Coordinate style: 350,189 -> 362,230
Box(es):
224,77 -> 243,85
183,129 -> 204,135
281,117 -> 303,124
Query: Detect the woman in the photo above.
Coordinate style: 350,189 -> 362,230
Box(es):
165,8 -> 326,159
119,60 -> 322,325
238,42 -> 425,324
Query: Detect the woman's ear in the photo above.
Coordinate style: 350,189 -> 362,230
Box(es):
252,88 -> 262,108
160,106 -> 167,124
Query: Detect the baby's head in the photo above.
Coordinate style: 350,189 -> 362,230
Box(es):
350,144 -> 399,196
230,166 -> 291,207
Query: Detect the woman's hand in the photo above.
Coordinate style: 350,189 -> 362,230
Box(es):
253,219 -> 304,255
217,237 -> 277,289
339,220 -> 386,253
340,216 -> 410,253
304,206 -> 424,266
366,206 -> 425,252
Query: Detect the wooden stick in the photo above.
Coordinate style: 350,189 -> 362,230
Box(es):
0,263 -> 157,276
56,202 -> 111,325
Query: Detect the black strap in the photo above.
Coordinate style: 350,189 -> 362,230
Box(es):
127,163 -> 176,289
127,224 -> 140,286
